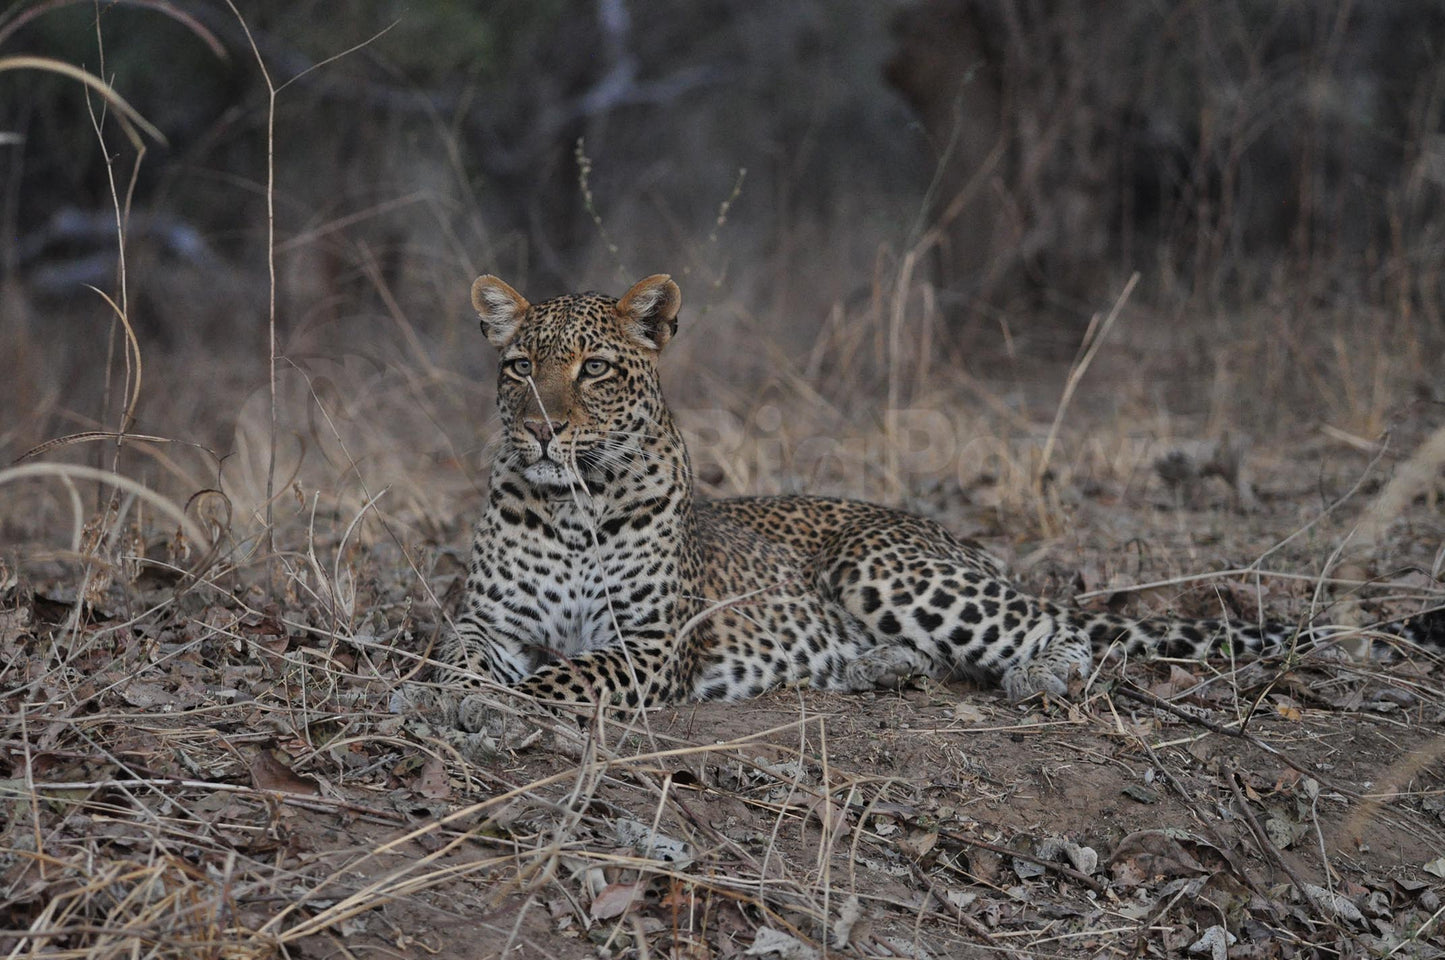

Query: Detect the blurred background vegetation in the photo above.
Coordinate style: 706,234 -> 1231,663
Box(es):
2,0 -> 1443,483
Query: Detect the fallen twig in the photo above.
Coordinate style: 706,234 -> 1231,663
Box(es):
1111,682 -> 1361,800
934,827 -> 1106,894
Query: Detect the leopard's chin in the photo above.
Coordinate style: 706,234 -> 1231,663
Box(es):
522,459 -> 580,490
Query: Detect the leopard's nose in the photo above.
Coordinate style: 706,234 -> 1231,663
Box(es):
524,419 -> 567,443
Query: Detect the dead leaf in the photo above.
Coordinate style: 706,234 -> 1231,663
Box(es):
950,702 -> 987,723
1423,857 -> 1445,878
1188,924 -> 1235,959
1012,857 -> 1046,880
239,609 -> 287,640
1123,783 -> 1160,804
241,608 -> 290,670
829,894 -> 861,949
1063,841 -> 1098,875
1265,814 -> 1305,850
0,605 -> 32,648
1185,739 -> 1213,763
805,795 -> 850,838
1110,830 -> 1209,881
248,749 -> 320,796
613,818 -> 693,867
1162,664 -> 1201,695
412,755 -> 450,800
900,828 -> 938,859
658,880 -> 693,912
1271,763 -> 1306,792
945,888 -> 977,910
745,927 -> 820,959
119,680 -> 178,709
1273,696 -> 1303,721
1363,888 -> 1392,919
1112,857 -> 1148,888
1303,883 -> 1365,924
590,881 -> 644,920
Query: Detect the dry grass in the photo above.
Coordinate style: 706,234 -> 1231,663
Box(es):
4,7 -> 1445,959
6,216 -> 1444,956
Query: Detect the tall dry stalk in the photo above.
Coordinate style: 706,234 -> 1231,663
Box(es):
220,5 -> 395,577
220,3 -> 279,571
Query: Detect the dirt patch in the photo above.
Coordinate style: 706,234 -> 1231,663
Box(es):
4,568 -> 1444,959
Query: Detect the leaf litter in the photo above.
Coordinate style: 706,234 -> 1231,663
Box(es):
3,402 -> 1445,958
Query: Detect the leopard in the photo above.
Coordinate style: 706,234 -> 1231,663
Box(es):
431,272 -> 1442,724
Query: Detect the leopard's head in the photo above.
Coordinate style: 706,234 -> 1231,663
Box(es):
471,273 -> 682,493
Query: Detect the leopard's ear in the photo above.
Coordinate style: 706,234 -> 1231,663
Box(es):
616,274 -> 681,351
471,275 -> 530,348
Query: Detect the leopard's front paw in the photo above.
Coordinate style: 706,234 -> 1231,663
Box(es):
456,691 -> 553,751
845,645 -> 930,690
391,683 -> 551,759
390,681 -> 459,723
457,692 -> 499,733
999,627 -> 1092,701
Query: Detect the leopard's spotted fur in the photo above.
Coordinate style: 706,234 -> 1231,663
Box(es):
436,274 -> 1442,717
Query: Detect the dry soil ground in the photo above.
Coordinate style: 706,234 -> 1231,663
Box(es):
3,331 -> 1445,960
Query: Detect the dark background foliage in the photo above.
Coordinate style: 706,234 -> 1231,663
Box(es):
2,0 -> 1443,439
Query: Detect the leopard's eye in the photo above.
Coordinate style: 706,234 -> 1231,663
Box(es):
505,358 -> 533,379
580,358 -> 611,378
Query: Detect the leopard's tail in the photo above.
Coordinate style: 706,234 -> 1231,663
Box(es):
1066,606 -> 1445,664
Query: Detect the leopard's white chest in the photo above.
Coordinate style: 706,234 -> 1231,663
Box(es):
530,558 -> 629,656
484,501 -> 676,658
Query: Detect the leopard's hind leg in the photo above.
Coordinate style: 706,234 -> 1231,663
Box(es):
813,520 -> 1091,699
